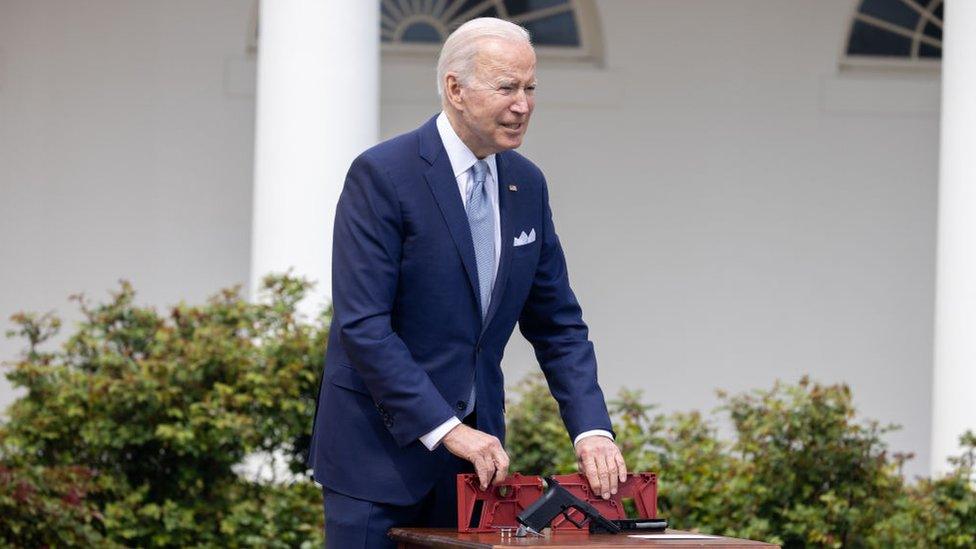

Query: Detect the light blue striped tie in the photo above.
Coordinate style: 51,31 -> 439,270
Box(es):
467,160 -> 494,319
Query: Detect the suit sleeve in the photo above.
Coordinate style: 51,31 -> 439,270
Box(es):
518,179 -> 614,442
332,153 -> 457,448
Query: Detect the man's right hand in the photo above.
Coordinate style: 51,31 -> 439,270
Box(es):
441,423 -> 510,490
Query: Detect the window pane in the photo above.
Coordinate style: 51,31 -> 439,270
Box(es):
859,0 -> 919,29
448,2 -> 499,25
847,20 -> 911,57
454,0 -> 494,19
922,20 -> 941,42
919,43 -> 941,58
522,11 -> 579,47
381,0 -> 584,49
504,0 -> 570,18
402,22 -> 443,43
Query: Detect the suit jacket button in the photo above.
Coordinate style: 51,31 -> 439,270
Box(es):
384,417 -> 393,427
456,401 -> 466,411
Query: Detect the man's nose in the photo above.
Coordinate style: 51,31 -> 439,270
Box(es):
510,91 -> 530,114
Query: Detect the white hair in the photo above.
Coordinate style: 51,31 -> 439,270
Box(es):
436,17 -> 532,98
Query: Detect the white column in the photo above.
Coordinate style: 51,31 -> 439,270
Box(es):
931,0 -> 976,476
250,0 -> 379,316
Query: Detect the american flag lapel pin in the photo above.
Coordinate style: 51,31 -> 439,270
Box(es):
508,184 -> 518,192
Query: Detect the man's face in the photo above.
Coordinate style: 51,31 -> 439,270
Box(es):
453,39 -> 536,158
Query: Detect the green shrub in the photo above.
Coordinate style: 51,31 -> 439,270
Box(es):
505,373 -> 578,475
0,462 -> 110,547
505,373 -> 976,548
4,276 -> 975,548
711,378 -> 905,547
1,275 -> 327,547
871,432 -> 976,548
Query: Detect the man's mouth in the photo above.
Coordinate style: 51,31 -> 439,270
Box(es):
501,122 -> 523,131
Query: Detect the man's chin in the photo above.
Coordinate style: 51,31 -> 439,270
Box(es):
495,136 -> 524,151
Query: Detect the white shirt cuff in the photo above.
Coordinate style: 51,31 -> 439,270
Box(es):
420,416 -> 462,450
573,429 -> 614,447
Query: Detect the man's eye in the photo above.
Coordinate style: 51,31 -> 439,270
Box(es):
499,86 -> 515,93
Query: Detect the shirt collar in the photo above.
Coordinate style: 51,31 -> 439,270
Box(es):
436,112 -> 498,183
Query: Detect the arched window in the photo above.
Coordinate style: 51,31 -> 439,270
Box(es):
843,0 -> 942,70
380,0 -> 602,62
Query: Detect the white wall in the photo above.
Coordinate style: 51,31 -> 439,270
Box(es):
382,0 -> 939,477
0,0 -> 256,399
1,1 -> 940,477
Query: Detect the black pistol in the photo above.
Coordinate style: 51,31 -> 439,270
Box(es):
515,476 -> 621,536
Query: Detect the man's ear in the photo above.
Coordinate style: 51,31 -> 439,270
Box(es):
444,73 -> 465,112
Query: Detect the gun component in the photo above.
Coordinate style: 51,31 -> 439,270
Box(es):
456,473 -> 544,533
456,471 -> 658,534
517,476 -> 620,535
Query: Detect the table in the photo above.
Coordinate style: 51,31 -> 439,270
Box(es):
389,528 -> 779,548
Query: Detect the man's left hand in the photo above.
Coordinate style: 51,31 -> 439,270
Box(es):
575,436 -> 627,500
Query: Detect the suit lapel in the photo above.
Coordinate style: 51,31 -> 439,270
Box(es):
482,151 -> 515,334
420,119 -> 482,312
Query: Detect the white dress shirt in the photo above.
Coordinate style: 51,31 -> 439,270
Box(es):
419,113 -> 612,451
436,111 -> 502,279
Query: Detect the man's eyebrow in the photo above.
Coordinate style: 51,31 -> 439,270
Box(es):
492,77 -> 537,87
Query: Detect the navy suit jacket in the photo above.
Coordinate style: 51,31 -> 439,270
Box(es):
309,116 -> 612,505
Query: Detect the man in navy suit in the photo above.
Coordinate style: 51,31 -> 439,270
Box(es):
308,17 -> 627,547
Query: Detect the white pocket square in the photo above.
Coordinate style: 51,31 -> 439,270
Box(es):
513,228 -> 536,247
